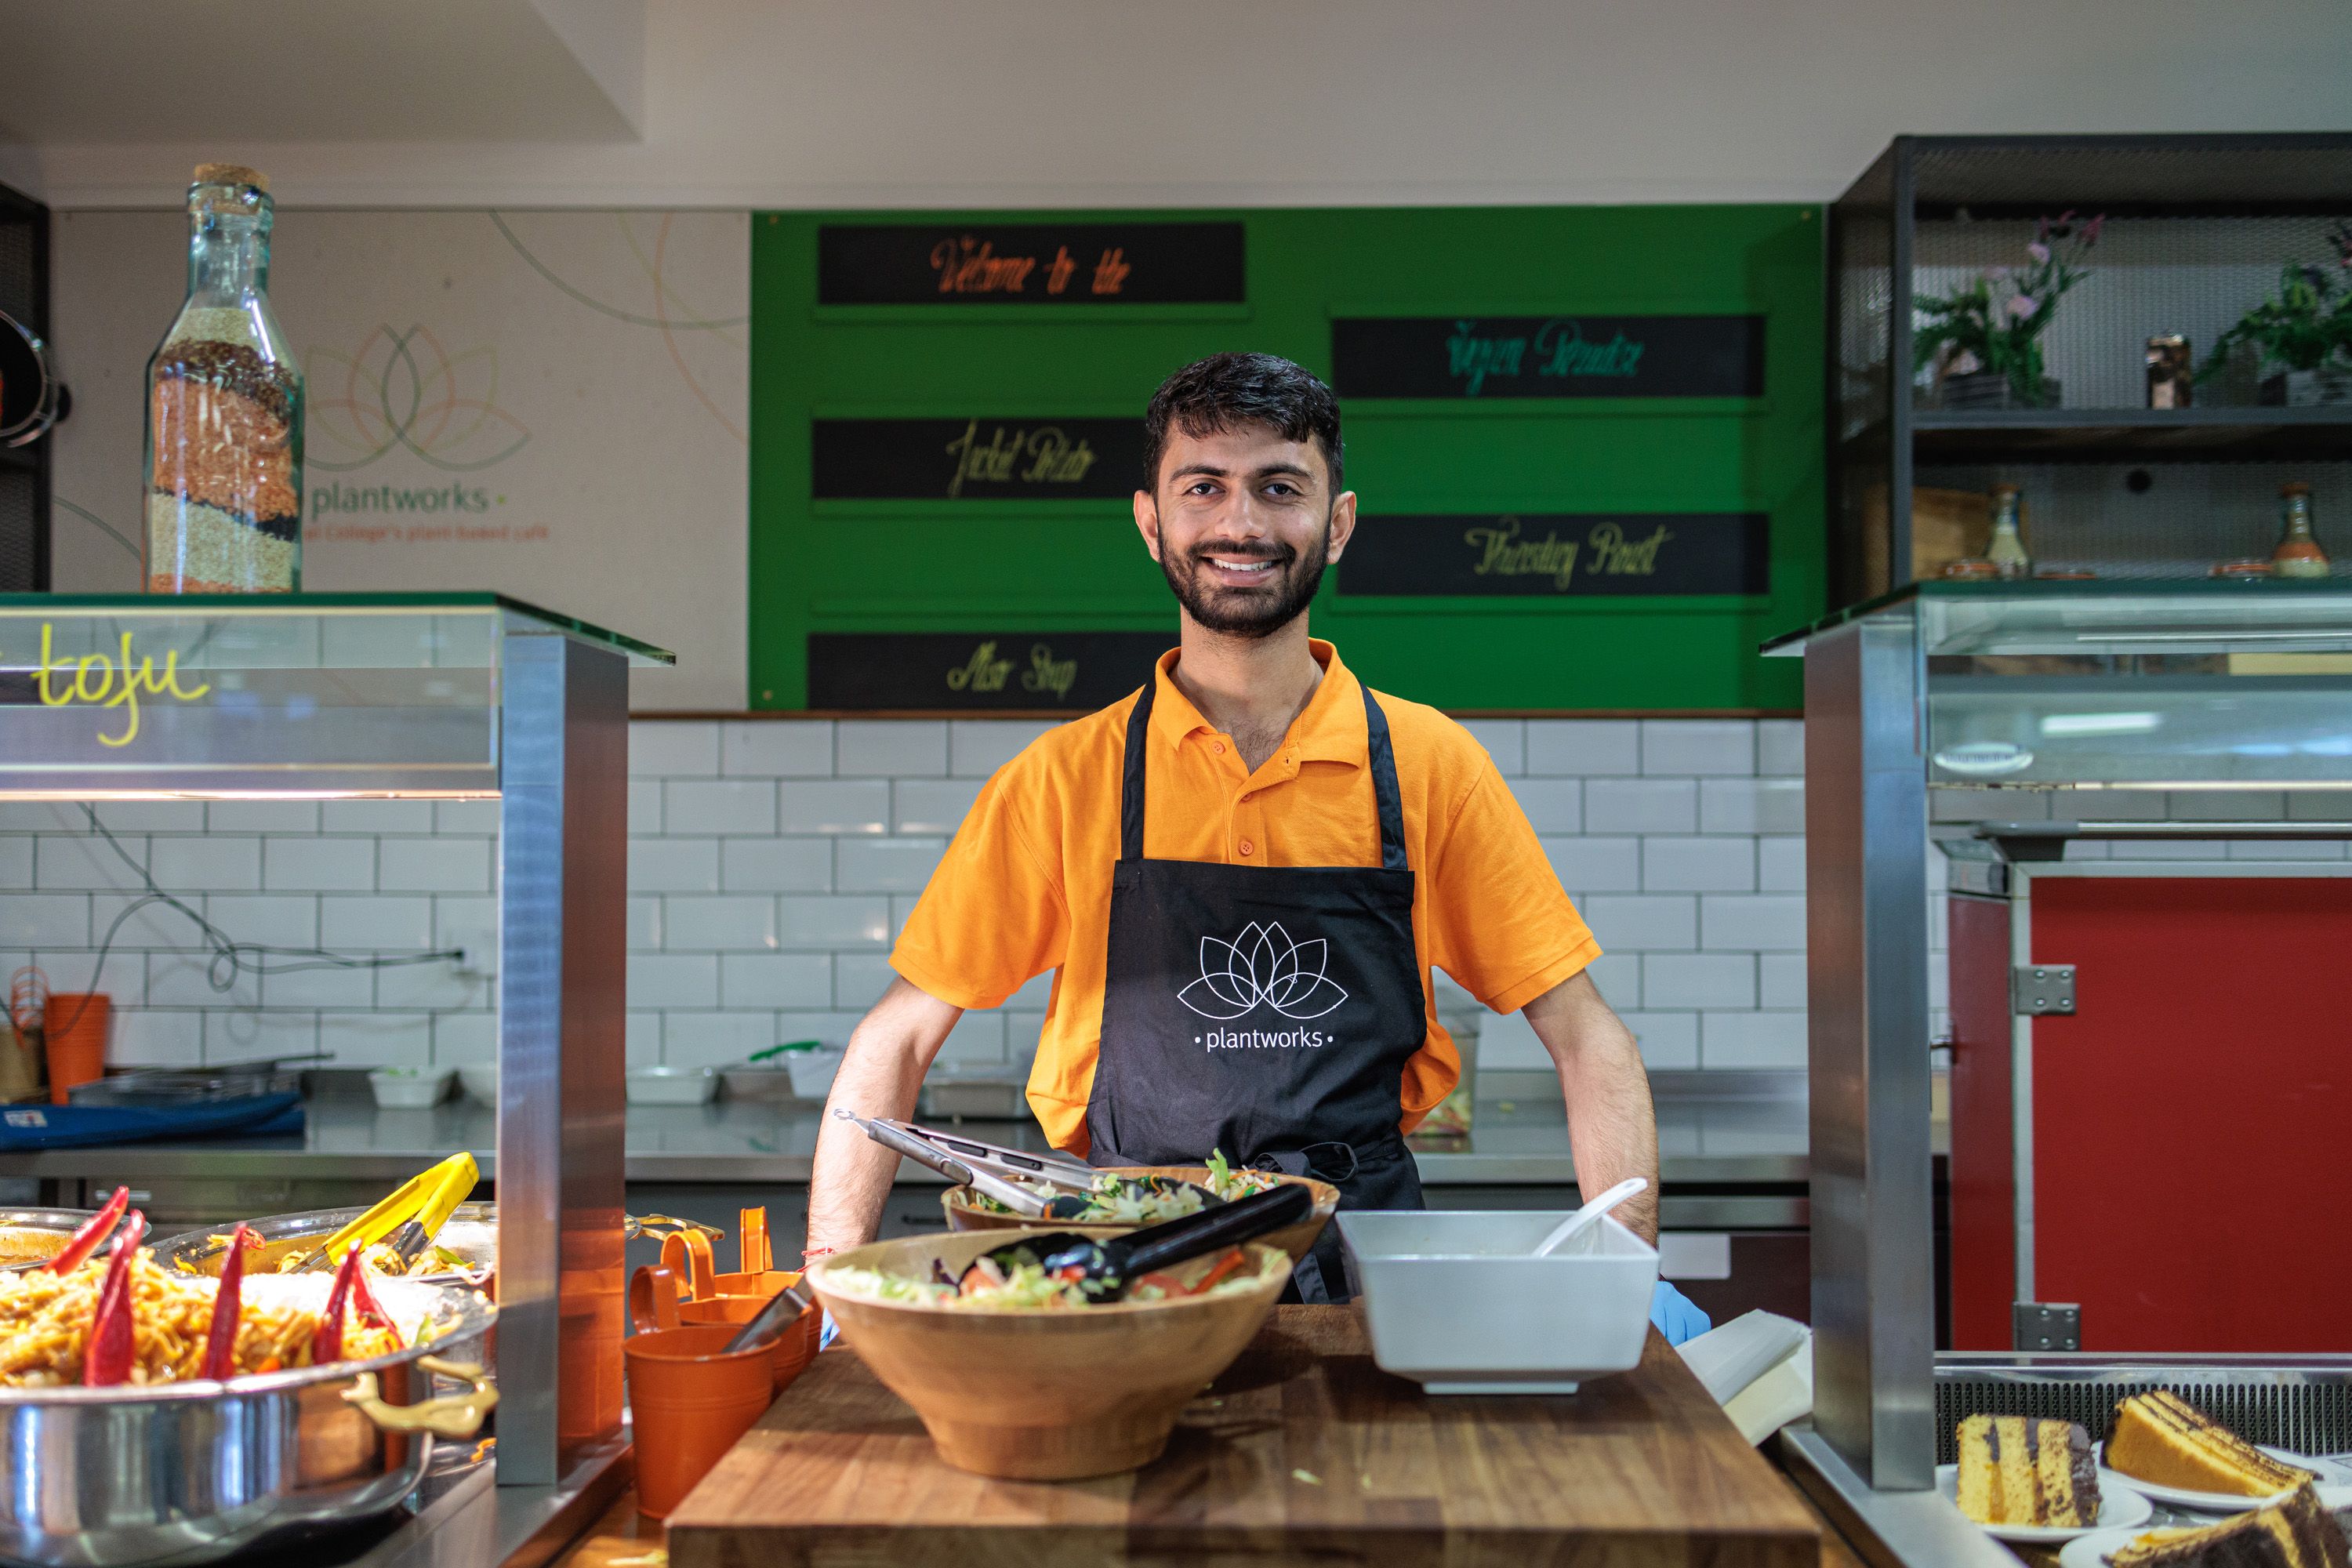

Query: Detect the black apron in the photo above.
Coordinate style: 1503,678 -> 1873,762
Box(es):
1085,677 -> 1428,1302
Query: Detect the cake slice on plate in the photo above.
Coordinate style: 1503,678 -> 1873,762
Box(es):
2106,1392 -> 2319,1497
2100,1483 -> 2350,1566
1956,1413 -> 2102,1527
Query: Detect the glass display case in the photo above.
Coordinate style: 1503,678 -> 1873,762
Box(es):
1764,579 -> 2352,1565
0,593 -> 671,1531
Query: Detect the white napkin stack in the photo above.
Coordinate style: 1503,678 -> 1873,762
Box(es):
1675,1309 -> 1813,1445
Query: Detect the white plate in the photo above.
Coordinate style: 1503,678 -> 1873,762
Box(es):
2060,1527 -> 2166,1567
2097,1443 -> 2352,1513
1936,1464 -> 2153,1544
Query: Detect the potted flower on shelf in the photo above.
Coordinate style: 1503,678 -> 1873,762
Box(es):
2198,223 -> 2352,408
1914,212 -> 2104,410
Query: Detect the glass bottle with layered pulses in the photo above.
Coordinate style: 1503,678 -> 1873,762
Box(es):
2271,482 -> 2330,579
1985,485 -> 2031,579
143,163 -> 303,593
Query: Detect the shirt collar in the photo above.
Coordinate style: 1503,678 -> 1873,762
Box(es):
1148,639 -> 1366,768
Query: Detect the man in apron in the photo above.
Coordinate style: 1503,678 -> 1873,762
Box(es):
808,353 -> 1708,1338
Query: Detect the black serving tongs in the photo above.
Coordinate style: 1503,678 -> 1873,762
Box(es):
837,1109 -> 1225,1219
958,1181 -> 1311,1302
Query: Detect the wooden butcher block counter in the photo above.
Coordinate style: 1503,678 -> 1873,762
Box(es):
665,1304 -> 1821,1567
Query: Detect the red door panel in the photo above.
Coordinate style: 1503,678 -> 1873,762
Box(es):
2030,876 -> 2352,1352
1947,891 -> 2017,1350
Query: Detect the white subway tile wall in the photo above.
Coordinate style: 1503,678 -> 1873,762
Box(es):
0,720 -> 2269,1080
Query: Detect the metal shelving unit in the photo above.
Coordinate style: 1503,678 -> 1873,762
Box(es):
1829,134 -> 2352,604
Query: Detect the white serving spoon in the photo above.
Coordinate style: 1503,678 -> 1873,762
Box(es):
1531,1177 -> 1650,1257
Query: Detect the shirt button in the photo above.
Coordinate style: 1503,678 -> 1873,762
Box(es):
1211,741 -> 1226,755
1239,839 -> 1255,856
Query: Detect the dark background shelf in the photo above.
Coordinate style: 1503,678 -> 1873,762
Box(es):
1829,133 -> 2352,604
1904,408 -> 2352,464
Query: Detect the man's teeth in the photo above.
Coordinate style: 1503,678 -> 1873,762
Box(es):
1212,559 -> 1274,574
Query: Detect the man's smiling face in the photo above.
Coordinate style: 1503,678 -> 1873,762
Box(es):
1134,423 -> 1357,640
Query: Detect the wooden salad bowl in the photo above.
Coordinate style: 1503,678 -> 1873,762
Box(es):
808,1229 -> 1290,1481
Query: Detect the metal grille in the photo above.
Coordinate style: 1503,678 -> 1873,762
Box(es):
1936,1368 -> 2352,1465
0,216 -> 31,327
1911,142 -> 2352,214
1913,458 -> 2352,578
0,470 -> 32,591
1912,215 -> 2352,412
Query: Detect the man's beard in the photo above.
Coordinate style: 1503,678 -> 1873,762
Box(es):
1159,524 -> 1331,640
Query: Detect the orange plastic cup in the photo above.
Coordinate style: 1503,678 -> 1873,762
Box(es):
42,994 -> 111,1105
624,1323 -> 777,1519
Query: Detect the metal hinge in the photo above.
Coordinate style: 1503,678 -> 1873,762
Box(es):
2014,1301 -> 2082,1351
2011,964 -> 2076,1016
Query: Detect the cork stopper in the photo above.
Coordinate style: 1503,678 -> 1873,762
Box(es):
2281,481 -> 2312,496
192,163 -> 269,193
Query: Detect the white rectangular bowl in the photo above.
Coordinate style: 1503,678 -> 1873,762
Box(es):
625,1067 -> 719,1105
1337,1209 -> 1659,1394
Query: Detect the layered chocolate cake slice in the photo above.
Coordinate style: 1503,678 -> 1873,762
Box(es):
2101,1483 -> 2350,1567
2106,1392 -> 2320,1498
1956,1413 -> 2103,1527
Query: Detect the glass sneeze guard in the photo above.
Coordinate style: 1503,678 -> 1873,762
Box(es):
0,593 -> 671,797
1766,580 -> 2352,790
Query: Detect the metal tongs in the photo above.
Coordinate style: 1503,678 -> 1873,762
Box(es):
837,1112 -> 1224,1218
288,1151 -> 480,1274
833,1109 -> 1078,1217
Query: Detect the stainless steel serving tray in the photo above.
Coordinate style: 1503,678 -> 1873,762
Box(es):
0,1206 -> 97,1272
0,1275 -> 497,1567
151,1203 -> 499,1287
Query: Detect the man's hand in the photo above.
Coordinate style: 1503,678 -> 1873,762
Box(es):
1522,969 -> 1661,1245
805,977 -> 964,1255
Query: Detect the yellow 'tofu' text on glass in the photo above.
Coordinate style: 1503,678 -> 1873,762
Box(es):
34,624 -> 212,748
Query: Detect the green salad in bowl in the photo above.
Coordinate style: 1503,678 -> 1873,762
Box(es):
964,1149 -> 1283,1225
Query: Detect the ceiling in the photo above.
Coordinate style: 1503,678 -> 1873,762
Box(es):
0,0 -> 641,144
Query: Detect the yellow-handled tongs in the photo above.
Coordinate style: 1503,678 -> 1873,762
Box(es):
289,1151 -> 480,1274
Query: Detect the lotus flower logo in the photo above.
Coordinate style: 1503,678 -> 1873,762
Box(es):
1177,922 -> 1348,1021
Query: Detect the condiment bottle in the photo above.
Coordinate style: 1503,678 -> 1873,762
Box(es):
143,163 -> 303,593
1985,485 -> 2031,579
2272,483 -> 2329,579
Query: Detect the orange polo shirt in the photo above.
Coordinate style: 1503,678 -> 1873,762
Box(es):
890,640 -> 1601,1156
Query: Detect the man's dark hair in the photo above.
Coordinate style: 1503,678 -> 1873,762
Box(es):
1141,352 -> 1344,496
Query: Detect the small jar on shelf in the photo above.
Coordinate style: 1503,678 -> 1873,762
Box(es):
1985,485 -> 2031,579
143,163 -> 303,594
2271,483 -> 2330,579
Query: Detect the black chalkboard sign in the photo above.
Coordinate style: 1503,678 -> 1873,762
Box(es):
1338,514 -> 1769,597
819,223 -> 1246,306
808,632 -> 1170,710
812,418 -> 1145,500
1331,315 -> 1765,399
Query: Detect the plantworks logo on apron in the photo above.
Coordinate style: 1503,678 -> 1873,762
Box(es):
1178,921 -> 1347,1051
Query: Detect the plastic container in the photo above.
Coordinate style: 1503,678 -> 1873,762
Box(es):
626,1066 -> 718,1106
41,993 -> 111,1106
624,1323 -> 780,1518
457,1065 -> 498,1105
629,1265 -> 818,1397
781,1049 -> 844,1101
143,163 -> 303,593
368,1068 -> 454,1109
1337,1210 -> 1659,1394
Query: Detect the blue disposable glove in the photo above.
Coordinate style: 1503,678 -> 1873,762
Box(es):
1650,1280 -> 1711,1346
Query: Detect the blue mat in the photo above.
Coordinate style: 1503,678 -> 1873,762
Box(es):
0,1092 -> 304,1150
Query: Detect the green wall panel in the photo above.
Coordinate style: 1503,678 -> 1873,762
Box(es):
750,205 -> 1823,711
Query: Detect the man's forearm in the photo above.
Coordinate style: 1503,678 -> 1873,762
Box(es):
1523,969 -> 1661,1243
805,978 -> 962,1254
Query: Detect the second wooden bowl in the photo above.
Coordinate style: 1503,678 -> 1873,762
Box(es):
939,1165 -> 1338,1267
809,1229 -> 1289,1481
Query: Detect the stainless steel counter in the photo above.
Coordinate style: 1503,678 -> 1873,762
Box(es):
0,1070 -> 1809,1188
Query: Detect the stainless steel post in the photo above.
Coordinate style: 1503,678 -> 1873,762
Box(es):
1803,612 -> 1934,1488
495,630 -> 630,1486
